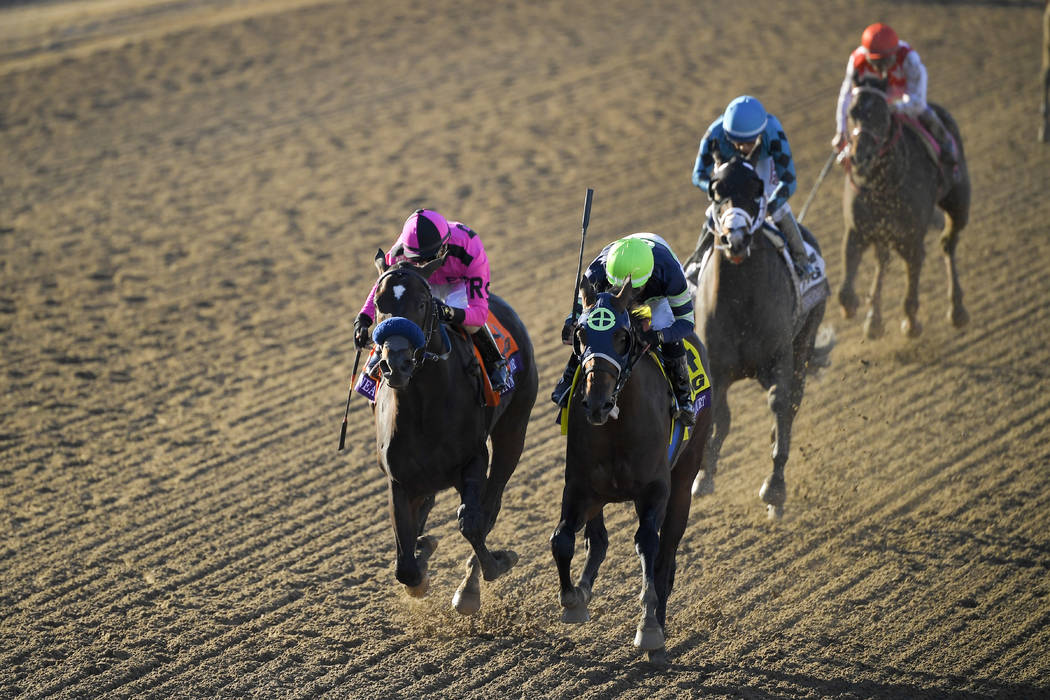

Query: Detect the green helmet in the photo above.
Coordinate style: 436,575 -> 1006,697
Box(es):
606,237 -> 655,288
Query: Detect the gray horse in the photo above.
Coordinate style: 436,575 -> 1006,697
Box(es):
839,77 -> 971,338
684,155 -> 831,519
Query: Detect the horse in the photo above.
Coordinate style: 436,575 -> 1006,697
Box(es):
550,278 -> 712,666
368,256 -> 538,615
839,76 -> 971,339
1041,0 -> 1050,143
683,154 -> 830,519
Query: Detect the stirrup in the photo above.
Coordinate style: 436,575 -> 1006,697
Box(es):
489,362 -> 512,394
675,395 -> 697,426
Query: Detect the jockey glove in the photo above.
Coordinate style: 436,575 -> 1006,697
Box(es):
435,300 -> 465,325
353,313 -> 372,348
560,314 -> 576,345
639,328 -> 663,348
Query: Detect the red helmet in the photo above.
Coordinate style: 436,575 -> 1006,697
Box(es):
861,23 -> 899,60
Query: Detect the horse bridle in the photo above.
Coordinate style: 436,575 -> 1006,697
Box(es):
848,84 -> 901,162
575,298 -> 649,404
374,265 -> 451,369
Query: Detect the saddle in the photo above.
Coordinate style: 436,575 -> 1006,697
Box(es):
896,113 -> 960,186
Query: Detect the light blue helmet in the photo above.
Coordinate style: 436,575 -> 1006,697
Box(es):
722,96 -> 768,142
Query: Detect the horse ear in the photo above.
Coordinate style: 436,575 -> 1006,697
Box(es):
615,277 -> 634,303
580,278 -> 597,307
374,249 -> 389,274
418,254 -> 447,279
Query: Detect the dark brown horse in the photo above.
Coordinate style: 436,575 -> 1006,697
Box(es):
839,76 -> 971,338
550,280 -> 711,665
685,155 -> 830,519
1041,0 -> 1050,142
369,257 -> 537,615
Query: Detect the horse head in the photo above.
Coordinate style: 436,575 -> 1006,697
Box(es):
371,256 -> 447,389
847,76 -> 894,174
708,154 -> 767,264
573,279 -> 640,425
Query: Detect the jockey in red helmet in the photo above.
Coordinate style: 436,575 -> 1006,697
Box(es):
354,208 -> 512,393
833,22 -> 957,166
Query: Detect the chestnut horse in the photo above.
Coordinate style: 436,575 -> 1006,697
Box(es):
369,257 -> 537,615
550,280 -> 711,666
839,76 -> 971,338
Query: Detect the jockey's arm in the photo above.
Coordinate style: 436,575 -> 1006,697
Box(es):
691,124 -> 720,194
456,234 -> 492,329
765,117 -> 796,213
656,272 -> 695,344
896,50 -> 928,116
835,56 -> 857,139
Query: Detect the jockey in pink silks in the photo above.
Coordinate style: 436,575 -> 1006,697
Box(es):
833,22 -> 957,166
353,208 -> 511,393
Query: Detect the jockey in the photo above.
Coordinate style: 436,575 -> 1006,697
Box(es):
354,208 -> 512,393
833,22 -> 957,166
692,95 -> 815,279
551,234 -> 697,426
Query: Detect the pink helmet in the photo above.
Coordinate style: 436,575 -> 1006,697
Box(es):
400,209 -> 450,261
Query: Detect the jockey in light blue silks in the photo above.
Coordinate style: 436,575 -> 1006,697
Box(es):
691,96 -> 815,278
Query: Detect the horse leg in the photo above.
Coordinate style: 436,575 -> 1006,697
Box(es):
551,484 -> 598,623
692,380 -> 729,497
634,481 -> 670,652
938,200 -> 970,330
899,238 -> 925,338
389,483 -> 434,597
838,224 -> 864,319
478,409 -> 529,555
577,513 -> 609,607
761,355 -> 796,520
456,449 -> 512,585
863,244 -> 889,339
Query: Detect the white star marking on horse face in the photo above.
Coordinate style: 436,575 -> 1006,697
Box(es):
393,285 -> 406,300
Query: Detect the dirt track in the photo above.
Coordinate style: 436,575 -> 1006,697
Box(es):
2,1 -> 1049,697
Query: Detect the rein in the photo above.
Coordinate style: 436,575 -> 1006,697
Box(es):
374,266 -> 452,369
847,84 -> 903,190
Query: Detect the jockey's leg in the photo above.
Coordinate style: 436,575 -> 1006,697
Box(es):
918,107 -> 957,166
660,340 -> 696,427
774,210 -> 815,279
551,353 -> 581,407
472,326 -> 512,393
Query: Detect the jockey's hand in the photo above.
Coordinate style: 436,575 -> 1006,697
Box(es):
353,314 -> 372,348
831,133 -> 846,152
639,328 -> 663,348
434,300 -> 461,324
560,315 -> 576,345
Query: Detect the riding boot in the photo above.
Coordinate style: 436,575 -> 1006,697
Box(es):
473,326 -> 513,394
664,350 -> 696,426
919,108 -> 957,166
778,213 -> 815,280
551,354 -> 580,407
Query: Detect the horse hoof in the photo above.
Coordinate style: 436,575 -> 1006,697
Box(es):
901,318 -> 922,338
691,472 -> 714,497
838,290 -> 859,319
452,586 -> 481,616
634,623 -> 665,651
405,574 -> 430,598
767,503 -> 785,520
646,647 -> 670,668
863,314 -> 884,339
560,604 -> 590,624
759,476 -> 786,510
949,306 -> 970,329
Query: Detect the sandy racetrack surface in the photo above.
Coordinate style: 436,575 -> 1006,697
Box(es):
3,1 -> 1050,697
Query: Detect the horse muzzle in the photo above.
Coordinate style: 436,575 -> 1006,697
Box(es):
718,229 -> 749,264
379,339 -> 416,389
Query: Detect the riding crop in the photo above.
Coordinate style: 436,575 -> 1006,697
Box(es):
337,347 -> 363,452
